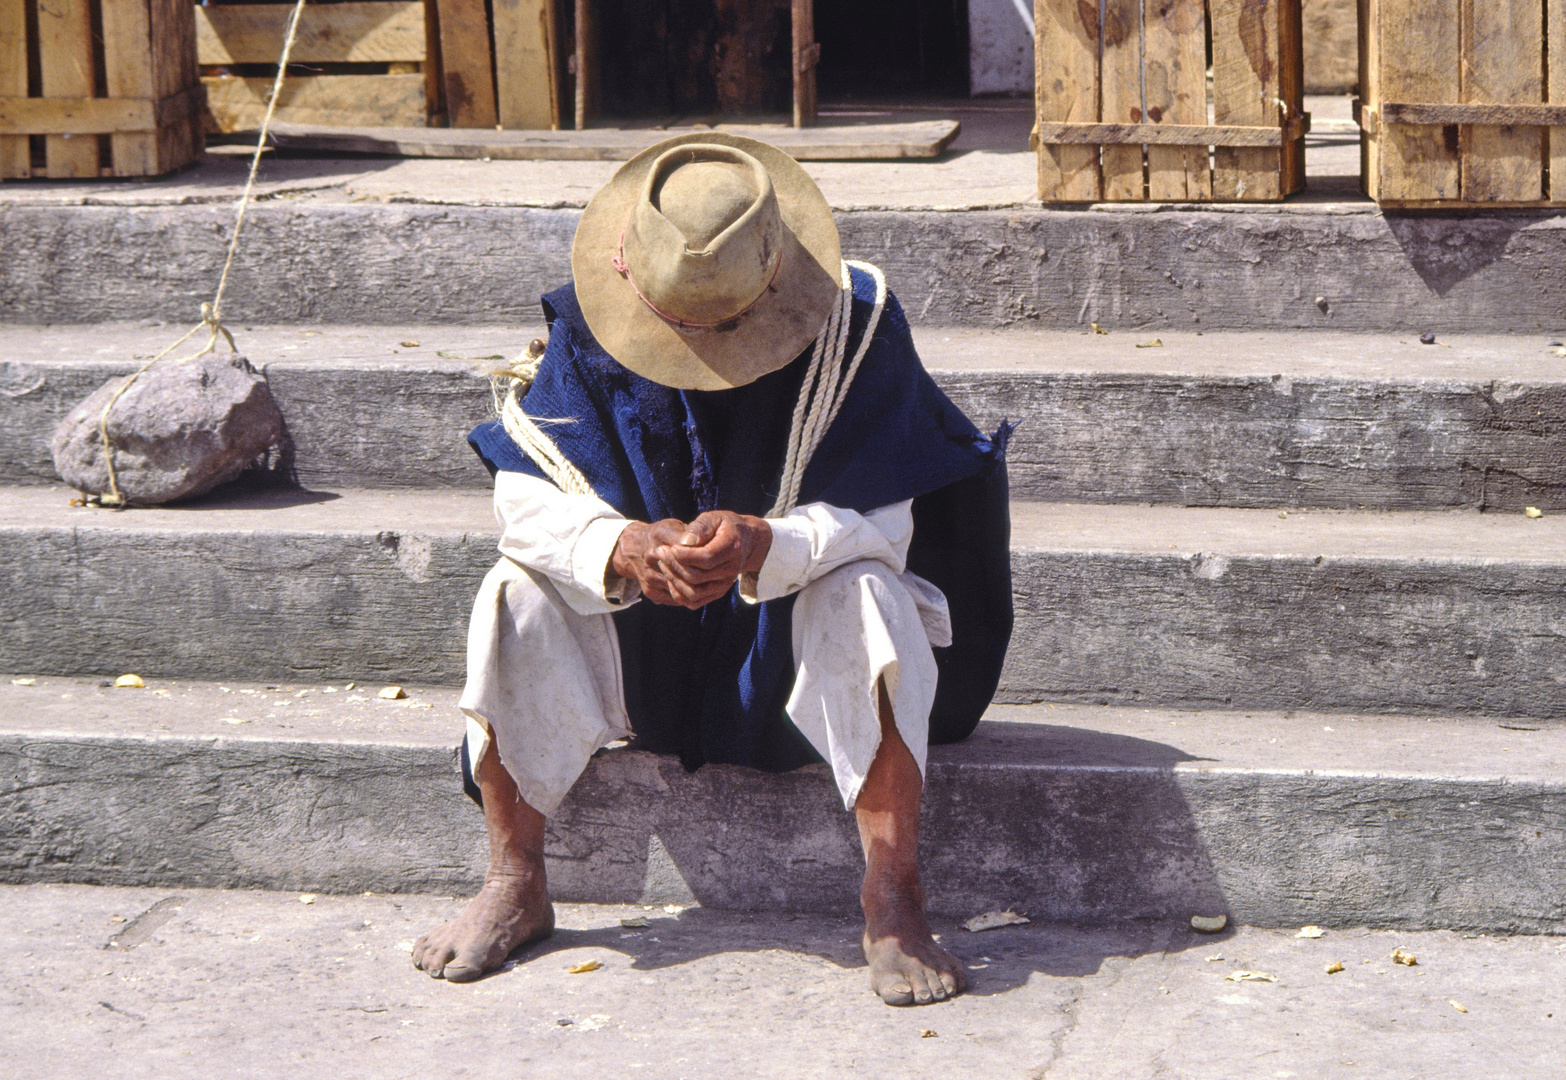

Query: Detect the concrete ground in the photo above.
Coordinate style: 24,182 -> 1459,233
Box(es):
4,883 -> 1561,1080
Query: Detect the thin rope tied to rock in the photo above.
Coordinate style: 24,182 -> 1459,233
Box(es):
89,0 -> 306,508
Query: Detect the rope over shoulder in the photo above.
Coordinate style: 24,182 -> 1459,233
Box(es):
494,261 -> 887,512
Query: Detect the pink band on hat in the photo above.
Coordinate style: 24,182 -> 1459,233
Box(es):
612,230 -> 782,330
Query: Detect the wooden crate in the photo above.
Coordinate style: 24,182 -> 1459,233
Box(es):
1034,0 -> 1306,202
0,0 -> 202,179
1358,0 -> 1566,206
197,1 -> 433,131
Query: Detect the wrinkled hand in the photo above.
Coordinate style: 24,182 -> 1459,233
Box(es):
610,519 -> 698,607
648,511 -> 771,609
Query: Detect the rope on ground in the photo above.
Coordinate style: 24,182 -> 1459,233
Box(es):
90,0 -> 307,507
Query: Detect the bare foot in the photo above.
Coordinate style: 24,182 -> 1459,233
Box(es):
861,874 -> 967,1006
413,864 -> 553,983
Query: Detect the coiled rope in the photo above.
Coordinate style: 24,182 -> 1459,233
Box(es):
494,259 -> 887,515
89,0 -> 308,507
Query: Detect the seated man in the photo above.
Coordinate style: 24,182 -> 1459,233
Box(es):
413,134 -> 1012,1006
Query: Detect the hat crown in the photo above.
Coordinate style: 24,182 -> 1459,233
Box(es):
623,144 -> 782,327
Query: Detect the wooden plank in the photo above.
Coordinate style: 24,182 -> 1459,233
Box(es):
256,119 -> 961,160
0,0 -> 28,177
150,0 -> 201,174
1035,120 -> 1296,145
1376,0 -> 1459,201
792,0 -> 818,127
492,0 -> 557,129
101,0 -> 159,176
0,90 -> 199,135
1460,0 -> 1543,202
1035,0 -> 1101,200
202,74 -> 426,133
1211,0 -> 1280,199
1380,102 -> 1566,126
1552,0 -> 1566,201
1142,0 -> 1210,198
37,0 -> 101,177
195,2 -> 427,65
1277,0 -> 1304,192
435,0 -> 497,127
1359,0 -> 1379,198
1100,0 -> 1144,199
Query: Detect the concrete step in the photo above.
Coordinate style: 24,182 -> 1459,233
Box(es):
4,675 -> 1562,933
4,487 -> 1566,718
6,325 -> 1566,510
3,180 -> 1564,332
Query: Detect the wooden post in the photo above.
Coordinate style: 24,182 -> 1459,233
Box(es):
0,0 -> 28,178
1460,0 -> 1543,202
1378,0 -> 1460,201
1143,0 -> 1210,199
792,0 -> 817,127
1552,0 -> 1566,200
37,0 -> 101,177
436,0 -> 498,127
1035,0 -> 1101,200
493,0 -> 560,129
1211,0 -> 1281,200
574,0 -> 596,129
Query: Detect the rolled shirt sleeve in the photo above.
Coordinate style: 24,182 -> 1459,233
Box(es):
493,470 -> 638,615
740,499 -> 915,604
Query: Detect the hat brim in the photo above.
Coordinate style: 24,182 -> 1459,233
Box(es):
572,133 -> 842,391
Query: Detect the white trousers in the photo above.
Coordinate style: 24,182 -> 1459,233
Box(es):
459,557 -> 946,815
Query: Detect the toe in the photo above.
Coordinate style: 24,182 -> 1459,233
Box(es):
874,971 -> 915,1007
443,961 -> 484,983
937,968 -> 959,997
908,968 -> 935,1005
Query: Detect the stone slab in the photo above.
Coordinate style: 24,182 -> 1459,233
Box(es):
2,678 -> 1564,931
6,326 -> 1566,510
6,488 -> 1566,718
7,883 -> 1564,1080
4,201 -> 1566,331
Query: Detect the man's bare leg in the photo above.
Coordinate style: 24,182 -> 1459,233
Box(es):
857,682 -> 967,1006
413,741 -> 554,982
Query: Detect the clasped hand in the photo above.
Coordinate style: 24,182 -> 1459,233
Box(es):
610,511 -> 772,609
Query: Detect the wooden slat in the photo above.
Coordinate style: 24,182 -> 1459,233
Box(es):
1100,0 -> 1144,199
791,0 -> 817,127
1143,0 -> 1210,198
492,0 -> 557,129
256,119 -> 961,160
195,2 -> 426,65
1552,0 -> 1566,200
1035,0 -> 1101,200
1359,0 -> 1379,198
1377,0 -> 1459,201
1277,0 -> 1304,192
37,0 -> 101,177
150,0 -> 201,174
0,90 -> 200,135
1035,120 -> 1296,146
1380,102 -> 1566,126
202,74 -> 425,133
1461,0 -> 1543,202
0,0 -> 28,177
435,0 -> 497,127
1211,0 -> 1280,200
101,0 -> 159,176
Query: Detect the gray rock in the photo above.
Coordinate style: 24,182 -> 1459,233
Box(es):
49,352 -> 285,505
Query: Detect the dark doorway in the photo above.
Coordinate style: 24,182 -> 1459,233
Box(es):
815,0 -> 970,99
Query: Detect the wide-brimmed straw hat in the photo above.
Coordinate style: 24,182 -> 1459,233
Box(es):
572,132 -> 841,390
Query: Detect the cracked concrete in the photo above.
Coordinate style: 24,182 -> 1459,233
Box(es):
3,883 -> 1561,1079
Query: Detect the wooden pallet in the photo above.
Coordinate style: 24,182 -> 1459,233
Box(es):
0,0 -> 202,179
196,1 -> 431,132
1034,0 -> 1306,202
1359,0 -> 1566,206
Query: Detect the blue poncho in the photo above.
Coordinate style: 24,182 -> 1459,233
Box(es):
469,266 -> 1013,773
